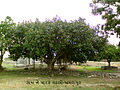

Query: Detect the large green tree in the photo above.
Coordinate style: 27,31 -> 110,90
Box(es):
8,16 -> 107,70
0,16 -> 15,69
37,17 -> 107,69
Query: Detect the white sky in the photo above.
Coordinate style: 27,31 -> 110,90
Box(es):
0,0 -> 119,45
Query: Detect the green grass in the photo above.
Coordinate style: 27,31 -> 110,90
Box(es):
0,70 -> 117,90
76,65 -> 119,73
0,60 -> 120,90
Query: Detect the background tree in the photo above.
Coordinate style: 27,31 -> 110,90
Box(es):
100,44 -> 119,67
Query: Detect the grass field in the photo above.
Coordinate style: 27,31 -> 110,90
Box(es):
0,59 -> 120,90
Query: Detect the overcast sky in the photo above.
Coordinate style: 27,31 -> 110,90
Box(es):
0,0 -> 119,45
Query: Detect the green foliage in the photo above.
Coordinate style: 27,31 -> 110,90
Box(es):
90,0 -> 120,36
99,44 -> 120,66
0,16 -> 15,68
0,16 -> 15,50
8,22 -> 27,61
103,45 -> 118,60
8,16 -> 107,69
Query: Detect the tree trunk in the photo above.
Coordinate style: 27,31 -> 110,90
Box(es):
108,60 -> 111,68
33,59 -> 35,69
0,50 -> 5,70
0,59 -> 3,69
47,60 -> 55,70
